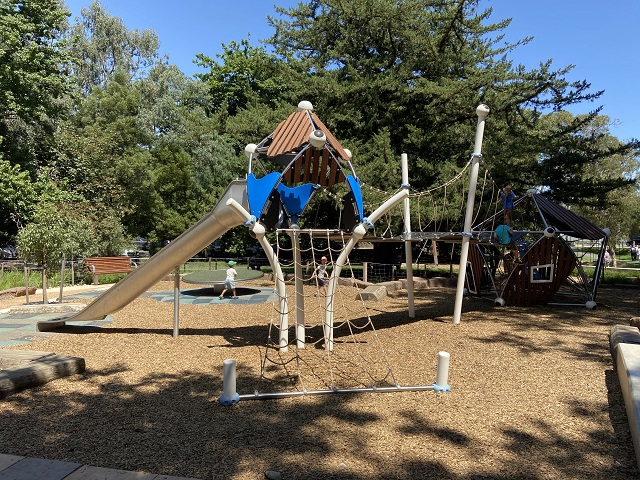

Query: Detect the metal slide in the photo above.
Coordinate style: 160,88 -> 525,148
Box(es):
61,180 -> 249,322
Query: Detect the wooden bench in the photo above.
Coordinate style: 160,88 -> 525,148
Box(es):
85,256 -> 133,285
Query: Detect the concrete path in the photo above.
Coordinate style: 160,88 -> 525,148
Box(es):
610,324 -> 640,471
0,453 -> 199,479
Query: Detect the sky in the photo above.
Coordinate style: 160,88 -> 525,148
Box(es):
64,0 -> 639,142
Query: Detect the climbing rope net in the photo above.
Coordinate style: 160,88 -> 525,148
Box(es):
248,229 -> 416,397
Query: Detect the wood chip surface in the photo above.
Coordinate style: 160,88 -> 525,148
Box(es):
0,280 -> 638,479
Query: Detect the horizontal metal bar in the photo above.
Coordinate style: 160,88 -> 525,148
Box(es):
238,384 -> 436,400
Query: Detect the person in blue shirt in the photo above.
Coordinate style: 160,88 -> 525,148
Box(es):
493,224 -> 523,274
494,224 -> 513,245
498,186 -> 517,227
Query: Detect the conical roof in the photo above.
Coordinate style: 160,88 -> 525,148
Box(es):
262,108 -> 351,163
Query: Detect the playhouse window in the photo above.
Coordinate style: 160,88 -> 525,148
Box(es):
530,264 -> 554,283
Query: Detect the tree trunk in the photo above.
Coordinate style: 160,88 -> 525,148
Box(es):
59,255 -> 65,303
42,267 -> 48,304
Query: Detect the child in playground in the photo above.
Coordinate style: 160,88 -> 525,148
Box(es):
493,223 -> 523,274
314,256 -> 329,297
493,224 -> 513,245
498,186 -> 517,227
219,260 -> 238,299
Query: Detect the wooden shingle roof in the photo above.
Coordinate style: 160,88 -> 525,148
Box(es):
265,110 -> 350,162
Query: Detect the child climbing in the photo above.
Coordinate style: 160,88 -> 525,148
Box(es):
498,186 -> 517,227
219,260 -> 238,299
314,256 -> 329,297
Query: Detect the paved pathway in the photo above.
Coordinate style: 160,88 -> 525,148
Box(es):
0,453 -> 199,479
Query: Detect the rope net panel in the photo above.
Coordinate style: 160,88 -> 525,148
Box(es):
249,230 -> 401,395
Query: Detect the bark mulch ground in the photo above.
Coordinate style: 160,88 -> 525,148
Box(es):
0,280 -> 638,480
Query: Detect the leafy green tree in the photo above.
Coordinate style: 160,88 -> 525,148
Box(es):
15,171 -> 88,301
0,0 -> 71,171
146,145 -> 202,245
67,0 -> 162,95
533,112 -> 637,207
565,114 -> 640,247
17,202 -> 67,303
0,160 -> 38,243
195,38 -> 294,116
62,70 -> 153,219
266,0 -> 638,212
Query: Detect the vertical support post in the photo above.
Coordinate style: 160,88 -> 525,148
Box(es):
363,262 -> 368,283
401,153 -> 415,318
173,266 -> 180,338
432,239 -> 439,266
434,351 -> 451,391
219,358 -> 240,406
453,104 -> 490,325
226,198 -> 289,351
290,226 -> 305,349
325,189 -> 410,350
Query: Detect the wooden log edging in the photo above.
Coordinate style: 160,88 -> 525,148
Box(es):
0,350 -> 85,399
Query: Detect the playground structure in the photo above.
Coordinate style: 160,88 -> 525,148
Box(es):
466,193 -> 608,308
36,98 -> 609,324
403,190 -> 609,309
34,100 -> 612,402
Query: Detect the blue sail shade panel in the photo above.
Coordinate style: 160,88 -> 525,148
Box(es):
247,172 -> 281,219
346,175 -> 364,222
277,183 -> 318,222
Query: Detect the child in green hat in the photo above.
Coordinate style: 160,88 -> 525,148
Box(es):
219,260 -> 238,299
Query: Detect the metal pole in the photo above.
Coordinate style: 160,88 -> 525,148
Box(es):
324,189 -> 409,351
239,384 -> 437,400
453,105 -> 490,325
227,198 -> 289,351
434,351 -> 451,391
401,153 -> 415,318
290,226 -> 305,349
219,359 -> 240,405
173,266 -> 180,338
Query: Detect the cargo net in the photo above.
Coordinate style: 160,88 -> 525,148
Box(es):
250,229 -> 400,396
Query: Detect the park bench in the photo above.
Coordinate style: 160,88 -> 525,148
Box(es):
85,256 -> 133,285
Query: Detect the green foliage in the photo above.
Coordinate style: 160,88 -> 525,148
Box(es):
268,0 -> 638,211
2,0 -> 639,266
195,38 -> 295,116
67,0 -> 161,95
17,202 -> 68,270
0,0 -> 70,116
0,160 -> 37,242
147,145 -> 201,242
0,0 -> 71,170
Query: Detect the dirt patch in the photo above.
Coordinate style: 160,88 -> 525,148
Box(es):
0,281 -> 638,479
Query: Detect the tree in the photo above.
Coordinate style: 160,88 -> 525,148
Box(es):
0,160 -> 38,243
146,145 -> 203,245
266,0 -> 638,212
564,113 -> 640,248
0,0 -> 71,171
195,38 -> 294,116
67,0 -> 162,95
15,171 -> 95,302
17,202 -> 68,304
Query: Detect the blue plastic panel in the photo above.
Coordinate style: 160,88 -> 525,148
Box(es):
247,172 -> 281,219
